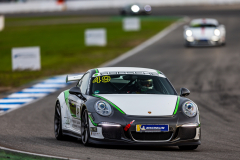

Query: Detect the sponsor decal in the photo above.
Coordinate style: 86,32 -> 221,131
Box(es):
148,111 -> 151,114
136,124 -> 169,132
94,90 -> 100,94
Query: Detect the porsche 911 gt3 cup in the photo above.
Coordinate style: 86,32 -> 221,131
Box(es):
184,18 -> 226,46
54,67 -> 201,150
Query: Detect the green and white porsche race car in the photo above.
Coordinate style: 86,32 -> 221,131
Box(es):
54,67 -> 201,150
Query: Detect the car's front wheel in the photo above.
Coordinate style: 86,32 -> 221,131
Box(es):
178,145 -> 198,150
54,101 -> 64,140
81,109 -> 90,146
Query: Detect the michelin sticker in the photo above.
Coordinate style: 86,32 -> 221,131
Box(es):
136,124 -> 169,132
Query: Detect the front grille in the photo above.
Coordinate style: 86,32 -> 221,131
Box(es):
102,126 -> 122,139
178,127 -> 196,140
131,132 -> 173,141
196,40 -> 209,45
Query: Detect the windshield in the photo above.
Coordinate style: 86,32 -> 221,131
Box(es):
90,74 -> 177,95
190,24 -> 217,28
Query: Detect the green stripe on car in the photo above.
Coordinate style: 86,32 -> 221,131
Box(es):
173,96 -> 180,115
156,70 -> 162,74
92,94 -> 126,114
64,90 -> 76,117
88,115 -> 97,126
64,90 -> 69,105
95,69 -> 99,73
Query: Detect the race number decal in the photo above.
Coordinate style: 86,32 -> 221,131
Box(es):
102,76 -> 111,83
92,76 -> 111,83
92,77 -> 101,83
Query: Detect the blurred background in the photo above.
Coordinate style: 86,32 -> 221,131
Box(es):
0,0 -> 240,93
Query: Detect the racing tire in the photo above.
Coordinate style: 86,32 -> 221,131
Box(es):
120,10 -> 126,16
81,109 -> 90,146
54,101 -> 65,140
184,41 -> 191,48
178,145 -> 198,150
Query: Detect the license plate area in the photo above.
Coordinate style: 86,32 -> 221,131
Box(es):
136,124 -> 169,132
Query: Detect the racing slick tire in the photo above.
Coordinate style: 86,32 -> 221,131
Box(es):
184,41 -> 191,47
81,109 -> 90,146
54,101 -> 65,140
178,145 -> 198,150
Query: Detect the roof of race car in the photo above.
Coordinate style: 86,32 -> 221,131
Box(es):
190,18 -> 218,25
96,67 -> 159,73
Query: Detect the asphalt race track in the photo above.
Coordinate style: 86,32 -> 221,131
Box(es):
1,6 -> 240,160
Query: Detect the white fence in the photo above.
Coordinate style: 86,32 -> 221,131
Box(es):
1,0 -> 240,14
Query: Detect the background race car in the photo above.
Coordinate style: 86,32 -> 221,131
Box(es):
184,18 -> 226,47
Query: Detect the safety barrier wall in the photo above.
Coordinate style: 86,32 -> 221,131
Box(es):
1,0 -> 240,14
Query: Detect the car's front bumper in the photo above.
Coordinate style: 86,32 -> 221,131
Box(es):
89,137 -> 201,146
88,113 -> 201,146
185,38 -> 221,46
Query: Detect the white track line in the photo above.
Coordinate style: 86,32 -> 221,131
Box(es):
8,93 -> 48,98
32,84 -> 67,88
22,88 -> 58,92
101,17 -> 189,67
0,146 -> 77,160
0,99 -> 33,103
0,18 -> 187,160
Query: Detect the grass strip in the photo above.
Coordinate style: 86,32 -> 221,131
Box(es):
0,16 -> 177,90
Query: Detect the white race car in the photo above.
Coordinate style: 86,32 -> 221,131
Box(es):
184,18 -> 226,47
54,67 -> 201,150
120,4 -> 152,15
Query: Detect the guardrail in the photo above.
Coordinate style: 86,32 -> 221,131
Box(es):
1,0 -> 240,14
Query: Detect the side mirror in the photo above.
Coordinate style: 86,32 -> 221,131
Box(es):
69,87 -> 86,101
180,88 -> 190,97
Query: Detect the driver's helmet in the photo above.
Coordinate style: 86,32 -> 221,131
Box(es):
137,79 -> 153,91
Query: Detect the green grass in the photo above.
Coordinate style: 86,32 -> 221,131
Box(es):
0,16 -> 178,89
0,149 -> 60,160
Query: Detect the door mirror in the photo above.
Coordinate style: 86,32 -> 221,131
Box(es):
180,88 -> 190,97
69,87 -> 86,101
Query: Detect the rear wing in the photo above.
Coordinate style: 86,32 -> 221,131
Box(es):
66,74 -> 83,83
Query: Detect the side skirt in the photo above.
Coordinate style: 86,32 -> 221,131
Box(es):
62,129 -> 81,139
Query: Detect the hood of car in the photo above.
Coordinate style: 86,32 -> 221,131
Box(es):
97,94 -> 178,116
191,27 -> 215,39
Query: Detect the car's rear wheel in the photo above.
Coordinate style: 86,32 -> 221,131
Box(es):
178,145 -> 198,150
54,101 -> 64,140
81,109 -> 90,146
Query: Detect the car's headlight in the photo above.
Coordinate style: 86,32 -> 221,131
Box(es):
214,29 -> 220,36
186,30 -> 192,37
131,5 -> 140,13
182,101 -> 197,117
94,100 -> 112,116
